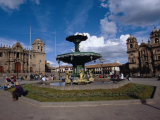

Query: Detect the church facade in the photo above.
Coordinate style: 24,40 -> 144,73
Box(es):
0,37 -> 45,73
126,27 -> 160,73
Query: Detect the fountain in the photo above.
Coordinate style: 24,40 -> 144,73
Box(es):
56,34 -> 102,84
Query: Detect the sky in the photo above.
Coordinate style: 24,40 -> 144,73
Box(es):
0,0 -> 160,67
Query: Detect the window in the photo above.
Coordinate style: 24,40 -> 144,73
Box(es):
131,54 -> 133,56
155,38 -> 159,43
144,56 -> 146,60
41,46 -> 42,51
38,46 -> 39,51
0,52 -> 2,57
158,56 -> 160,60
17,52 -> 19,58
157,49 -> 160,52
39,60 -> 41,62
130,44 -> 133,48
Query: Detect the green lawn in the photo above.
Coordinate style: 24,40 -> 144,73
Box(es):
7,83 -> 155,102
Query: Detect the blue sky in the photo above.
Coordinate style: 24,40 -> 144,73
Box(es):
0,0 -> 160,67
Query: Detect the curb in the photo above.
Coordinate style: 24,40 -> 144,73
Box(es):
0,85 -> 158,107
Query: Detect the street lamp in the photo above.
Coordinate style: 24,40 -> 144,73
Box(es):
14,59 -> 18,79
39,63 -> 40,75
58,60 -> 60,80
99,58 -> 105,78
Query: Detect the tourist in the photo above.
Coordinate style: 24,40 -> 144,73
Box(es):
39,74 -> 42,80
30,74 -> 33,81
120,73 -> 124,79
158,74 -> 160,80
11,82 -> 24,101
25,75 -> 27,80
3,73 -> 6,79
99,75 -> 102,78
35,74 -> 38,80
6,78 -> 11,82
41,76 -> 46,81
60,76 -> 63,80
13,79 -> 16,82
138,73 -> 140,78
70,75 -> 73,81
21,76 -> 24,81
45,77 -> 49,81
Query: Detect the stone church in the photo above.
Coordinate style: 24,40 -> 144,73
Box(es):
126,27 -> 160,73
0,37 -> 45,73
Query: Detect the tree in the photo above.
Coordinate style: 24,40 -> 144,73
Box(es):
139,65 -> 151,77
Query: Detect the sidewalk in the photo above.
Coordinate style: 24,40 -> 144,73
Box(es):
0,78 -> 160,120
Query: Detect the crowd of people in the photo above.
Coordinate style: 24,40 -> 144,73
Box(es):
30,73 -> 55,81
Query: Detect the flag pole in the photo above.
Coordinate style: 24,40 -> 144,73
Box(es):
29,23 -> 31,77
55,29 -> 56,71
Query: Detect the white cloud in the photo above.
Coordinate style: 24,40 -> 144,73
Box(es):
100,17 -> 117,39
78,33 -> 130,64
100,0 -> 106,2
0,37 -> 31,49
101,0 -> 160,26
0,0 -> 26,12
0,0 -> 40,12
62,62 -> 68,66
47,61 -> 55,65
0,0 -> 25,12
100,3 -> 107,8
34,0 -> 40,5
47,61 -> 59,67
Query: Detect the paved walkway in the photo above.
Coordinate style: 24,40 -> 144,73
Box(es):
0,78 -> 160,120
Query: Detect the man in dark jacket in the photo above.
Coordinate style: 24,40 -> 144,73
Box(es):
11,82 -> 24,101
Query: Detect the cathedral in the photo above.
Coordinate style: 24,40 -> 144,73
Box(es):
0,37 -> 45,73
126,27 -> 160,73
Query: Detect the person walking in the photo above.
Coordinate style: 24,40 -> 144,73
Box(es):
120,73 -> 124,79
3,73 -> 6,79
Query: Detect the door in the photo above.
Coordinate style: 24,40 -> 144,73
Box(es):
0,66 -> 4,73
15,62 -> 21,73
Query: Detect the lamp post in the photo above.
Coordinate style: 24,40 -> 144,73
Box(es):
39,63 -> 40,75
58,60 -> 60,80
99,58 -> 105,78
14,59 -> 18,79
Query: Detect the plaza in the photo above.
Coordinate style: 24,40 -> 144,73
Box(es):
0,78 -> 160,120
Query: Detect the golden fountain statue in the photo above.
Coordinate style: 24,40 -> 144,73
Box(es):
73,69 -> 87,84
65,71 -> 71,84
88,69 -> 94,82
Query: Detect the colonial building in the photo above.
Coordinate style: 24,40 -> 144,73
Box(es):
0,37 -> 45,73
85,61 -> 121,75
54,61 -> 121,75
126,27 -> 160,73
55,66 -> 73,73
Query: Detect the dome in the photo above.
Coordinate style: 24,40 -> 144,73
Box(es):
35,37 -> 42,42
152,27 -> 159,32
127,34 -> 136,39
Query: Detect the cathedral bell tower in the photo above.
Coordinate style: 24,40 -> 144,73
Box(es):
126,34 -> 139,69
31,37 -> 45,73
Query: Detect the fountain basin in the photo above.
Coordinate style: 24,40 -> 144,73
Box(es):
33,79 -> 129,90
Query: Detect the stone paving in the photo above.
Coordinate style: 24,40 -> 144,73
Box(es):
0,78 -> 160,120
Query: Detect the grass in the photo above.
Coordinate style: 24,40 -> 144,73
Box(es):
7,83 -> 155,102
